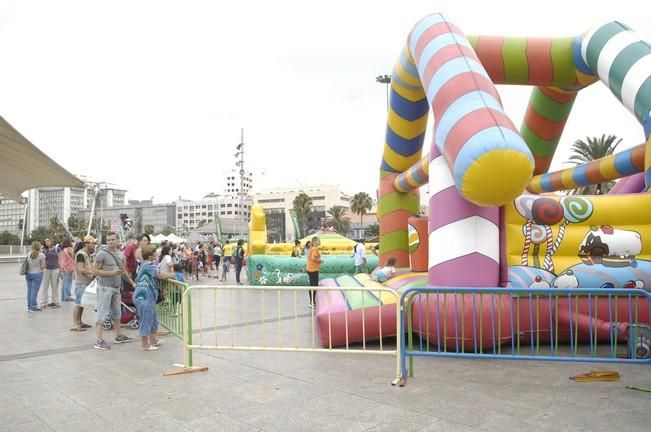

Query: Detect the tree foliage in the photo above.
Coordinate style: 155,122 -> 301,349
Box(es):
566,134 -> 621,195
0,231 -> 20,245
351,192 -> 373,239
292,192 -> 313,238
326,205 -> 351,235
364,223 -> 379,239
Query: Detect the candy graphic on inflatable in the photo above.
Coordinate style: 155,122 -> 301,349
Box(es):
516,195 -> 539,266
521,224 -> 548,268
531,198 -> 564,272
545,196 -> 595,263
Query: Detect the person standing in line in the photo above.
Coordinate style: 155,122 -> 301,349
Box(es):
39,238 -> 61,309
92,232 -> 136,350
353,239 -> 368,274
213,243 -> 222,275
306,236 -> 322,308
71,235 -> 96,331
122,235 -> 139,282
221,244 -> 229,282
134,233 -> 151,265
158,245 -> 173,275
234,239 -> 245,285
303,240 -> 311,257
25,241 -> 45,312
133,245 -> 173,351
58,238 -> 75,301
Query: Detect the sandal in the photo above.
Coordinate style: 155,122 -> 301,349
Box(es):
143,345 -> 159,351
80,323 -> 92,329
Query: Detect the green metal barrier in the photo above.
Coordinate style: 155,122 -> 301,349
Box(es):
157,279 -> 189,340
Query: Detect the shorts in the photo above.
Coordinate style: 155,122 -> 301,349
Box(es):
96,285 -> 121,325
74,282 -> 88,306
374,271 -> 388,283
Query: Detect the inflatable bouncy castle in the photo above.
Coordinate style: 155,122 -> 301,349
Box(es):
314,14 -> 651,350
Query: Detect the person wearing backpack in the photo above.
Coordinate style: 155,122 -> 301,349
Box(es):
58,238 -> 75,301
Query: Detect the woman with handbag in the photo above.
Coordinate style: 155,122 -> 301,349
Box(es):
24,241 -> 45,312
133,245 -> 173,351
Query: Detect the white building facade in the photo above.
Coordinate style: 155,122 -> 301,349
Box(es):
253,185 -> 351,242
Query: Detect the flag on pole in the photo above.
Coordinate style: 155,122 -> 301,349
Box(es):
214,215 -> 223,242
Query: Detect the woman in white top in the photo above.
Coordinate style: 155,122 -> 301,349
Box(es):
25,241 -> 45,312
158,245 -> 173,274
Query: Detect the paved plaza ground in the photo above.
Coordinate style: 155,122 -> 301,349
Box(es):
0,261 -> 649,431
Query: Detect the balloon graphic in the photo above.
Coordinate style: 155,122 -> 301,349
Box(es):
560,196 -> 594,223
532,198 -> 564,225
514,195 -> 536,220
528,224 -> 548,244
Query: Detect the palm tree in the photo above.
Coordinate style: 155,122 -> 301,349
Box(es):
350,192 -> 373,239
327,206 -> 351,235
566,134 -> 622,195
292,192 -> 313,238
364,223 -> 379,239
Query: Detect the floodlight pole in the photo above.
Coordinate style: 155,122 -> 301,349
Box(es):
375,74 -> 391,111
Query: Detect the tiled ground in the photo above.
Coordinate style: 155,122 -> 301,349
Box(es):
1,262 -> 649,431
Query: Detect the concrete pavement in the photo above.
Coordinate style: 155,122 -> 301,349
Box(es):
1,262 -> 649,431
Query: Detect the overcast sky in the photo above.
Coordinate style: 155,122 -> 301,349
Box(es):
1,0 -> 649,203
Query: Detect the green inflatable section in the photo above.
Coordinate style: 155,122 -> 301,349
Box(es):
335,274 -> 380,309
246,255 -> 379,286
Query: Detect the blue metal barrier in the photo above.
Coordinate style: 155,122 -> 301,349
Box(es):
399,287 -> 651,381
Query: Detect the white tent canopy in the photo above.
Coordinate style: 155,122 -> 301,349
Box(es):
165,233 -> 186,244
149,233 -> 167,244
0,116 -> 84,202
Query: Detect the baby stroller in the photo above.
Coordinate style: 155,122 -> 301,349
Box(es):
103,288 -> 140,330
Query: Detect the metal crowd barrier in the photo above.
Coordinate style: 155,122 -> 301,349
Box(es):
400,287 -> 651,382
157,279 -> 190,339
164,285 -> 402,381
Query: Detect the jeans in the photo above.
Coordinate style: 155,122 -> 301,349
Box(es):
26,272 -> 43,311
61,271 -> 73,300
235,261 -> 243,283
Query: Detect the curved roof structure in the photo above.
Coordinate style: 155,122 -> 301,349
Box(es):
0,116 -> 83,202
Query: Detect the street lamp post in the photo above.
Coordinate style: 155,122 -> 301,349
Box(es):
375,74 -> 391,111
234,128 -> 246,238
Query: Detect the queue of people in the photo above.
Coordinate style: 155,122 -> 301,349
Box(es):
20,232 -> 237,352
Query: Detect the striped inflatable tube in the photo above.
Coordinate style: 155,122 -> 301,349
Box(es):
378,174 -> 419,268
581,22 -> 651,189
521,87 -> 578,174
428,145 -> 500,286
378,43 -> 429,267
468,35 -> 596,88
527,143 -> 645,193
408,13 -> 534,207
393,155 -> 429,192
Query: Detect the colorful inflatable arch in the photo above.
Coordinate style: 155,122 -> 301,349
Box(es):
314,13 -> 651,349
378,14 -> 651,284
